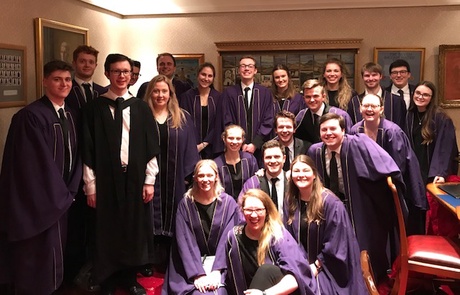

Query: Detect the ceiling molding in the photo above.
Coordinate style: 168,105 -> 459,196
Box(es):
215,39 -> 363,52
78,0 -> 460,18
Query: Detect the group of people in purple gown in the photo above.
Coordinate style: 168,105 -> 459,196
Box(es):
1,45 -> 458,295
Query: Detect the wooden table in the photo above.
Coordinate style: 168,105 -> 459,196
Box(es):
427,183 -> 460,221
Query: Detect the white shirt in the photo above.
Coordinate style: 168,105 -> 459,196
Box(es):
391,84 -> 411,110
83,89 -> 159,195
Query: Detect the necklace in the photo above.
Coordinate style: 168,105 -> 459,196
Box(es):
416,112 -> 424,126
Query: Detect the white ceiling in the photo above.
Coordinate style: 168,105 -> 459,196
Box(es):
80,0 -> 460,17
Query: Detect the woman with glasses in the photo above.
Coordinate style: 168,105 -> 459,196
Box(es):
214,125 -> 258,200
162,160 -> 240,295
225,189 -> 318,295
284,155 -> 367,294
350,94 -> 427,234
318,58 -> 357,111
180,63 -> 223,159
405,81 -> 458,184
145,74 -> 200,272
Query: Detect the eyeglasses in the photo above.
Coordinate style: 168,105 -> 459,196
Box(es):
243,208 -> 266,215
239,64 -> 255,69
414,90 -> 432,99
110,70 -> 131,76
390,70 -> 408,76
131,73 -> 141,77
361,104 -> 380,109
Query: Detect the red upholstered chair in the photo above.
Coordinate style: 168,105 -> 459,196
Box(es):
387,177 -> 460,295
360,250 -> 380,295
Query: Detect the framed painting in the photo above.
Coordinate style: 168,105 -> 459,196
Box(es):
438,45 -> 460,108
0,43 -> 27,108
374,47 -> 425,89
215,39 -> 362,92
34,18 -> 88,97
173,54 -> 205,88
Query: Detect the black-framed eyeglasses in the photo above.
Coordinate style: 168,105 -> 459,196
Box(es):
131,73 -> 141,77
110,70 -> 131,76
414,90 -> 432,99
390,70 -> 408,76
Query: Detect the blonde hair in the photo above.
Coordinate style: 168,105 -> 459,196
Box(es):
144,74 -> 185,129
286,155 -> 325,224
241,189 -> 284,265
186,159 -> 224,199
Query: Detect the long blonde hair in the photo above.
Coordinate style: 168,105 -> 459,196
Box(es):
319,58 -> 354,110
144,74 -> 185,129
286,155 -> 325,225
241,189 -> 284,265
186,159 -> 224,199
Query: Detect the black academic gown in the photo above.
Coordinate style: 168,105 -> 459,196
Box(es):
81,96 -> 160,283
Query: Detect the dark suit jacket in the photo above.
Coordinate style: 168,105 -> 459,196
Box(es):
385,83 -> 416,109
294,137 -> 310,157
65,79 -> 107,111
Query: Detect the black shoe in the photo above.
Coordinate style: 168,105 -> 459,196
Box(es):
139,266 -> 153,277
127,282 -> 146,295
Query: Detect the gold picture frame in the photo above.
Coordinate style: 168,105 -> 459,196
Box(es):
438,45 -> 460,108
173,54 -> 205,87
0,43 -> 27,108
373,47 -> 425,89
34,18 -> 88,97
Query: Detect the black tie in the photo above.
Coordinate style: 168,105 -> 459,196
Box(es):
329,151 -> 339,196
244,87 -> 250,110
283,146 -> 291,171
115,97 -> 124,136
58,108 -> 70,182
313,113 -> 320,140
82,83 -> 93,102
397,89 -> 405,107
270,177 -> 279,209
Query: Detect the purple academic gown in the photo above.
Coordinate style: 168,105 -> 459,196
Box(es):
405,110 -> 459,182
214,151 -> 259,199
272,93 -> 305,117
284,191 -> 367,295
225,225 -> 318,295
351,119 -> 427,234
150,111 -> 200,236
308,134 -> 406,281
179,88 -> 223,157
294,104 -> 353,144
162,192 -> 240,295
0,97 -> 81,294
223,84 -> 274,149
270,93 -> 305,138
347,89 -> 406,128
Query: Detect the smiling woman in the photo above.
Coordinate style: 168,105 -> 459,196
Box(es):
179,62 -> 223,159
225,188 -> 318,295
162,159 -> 240,295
